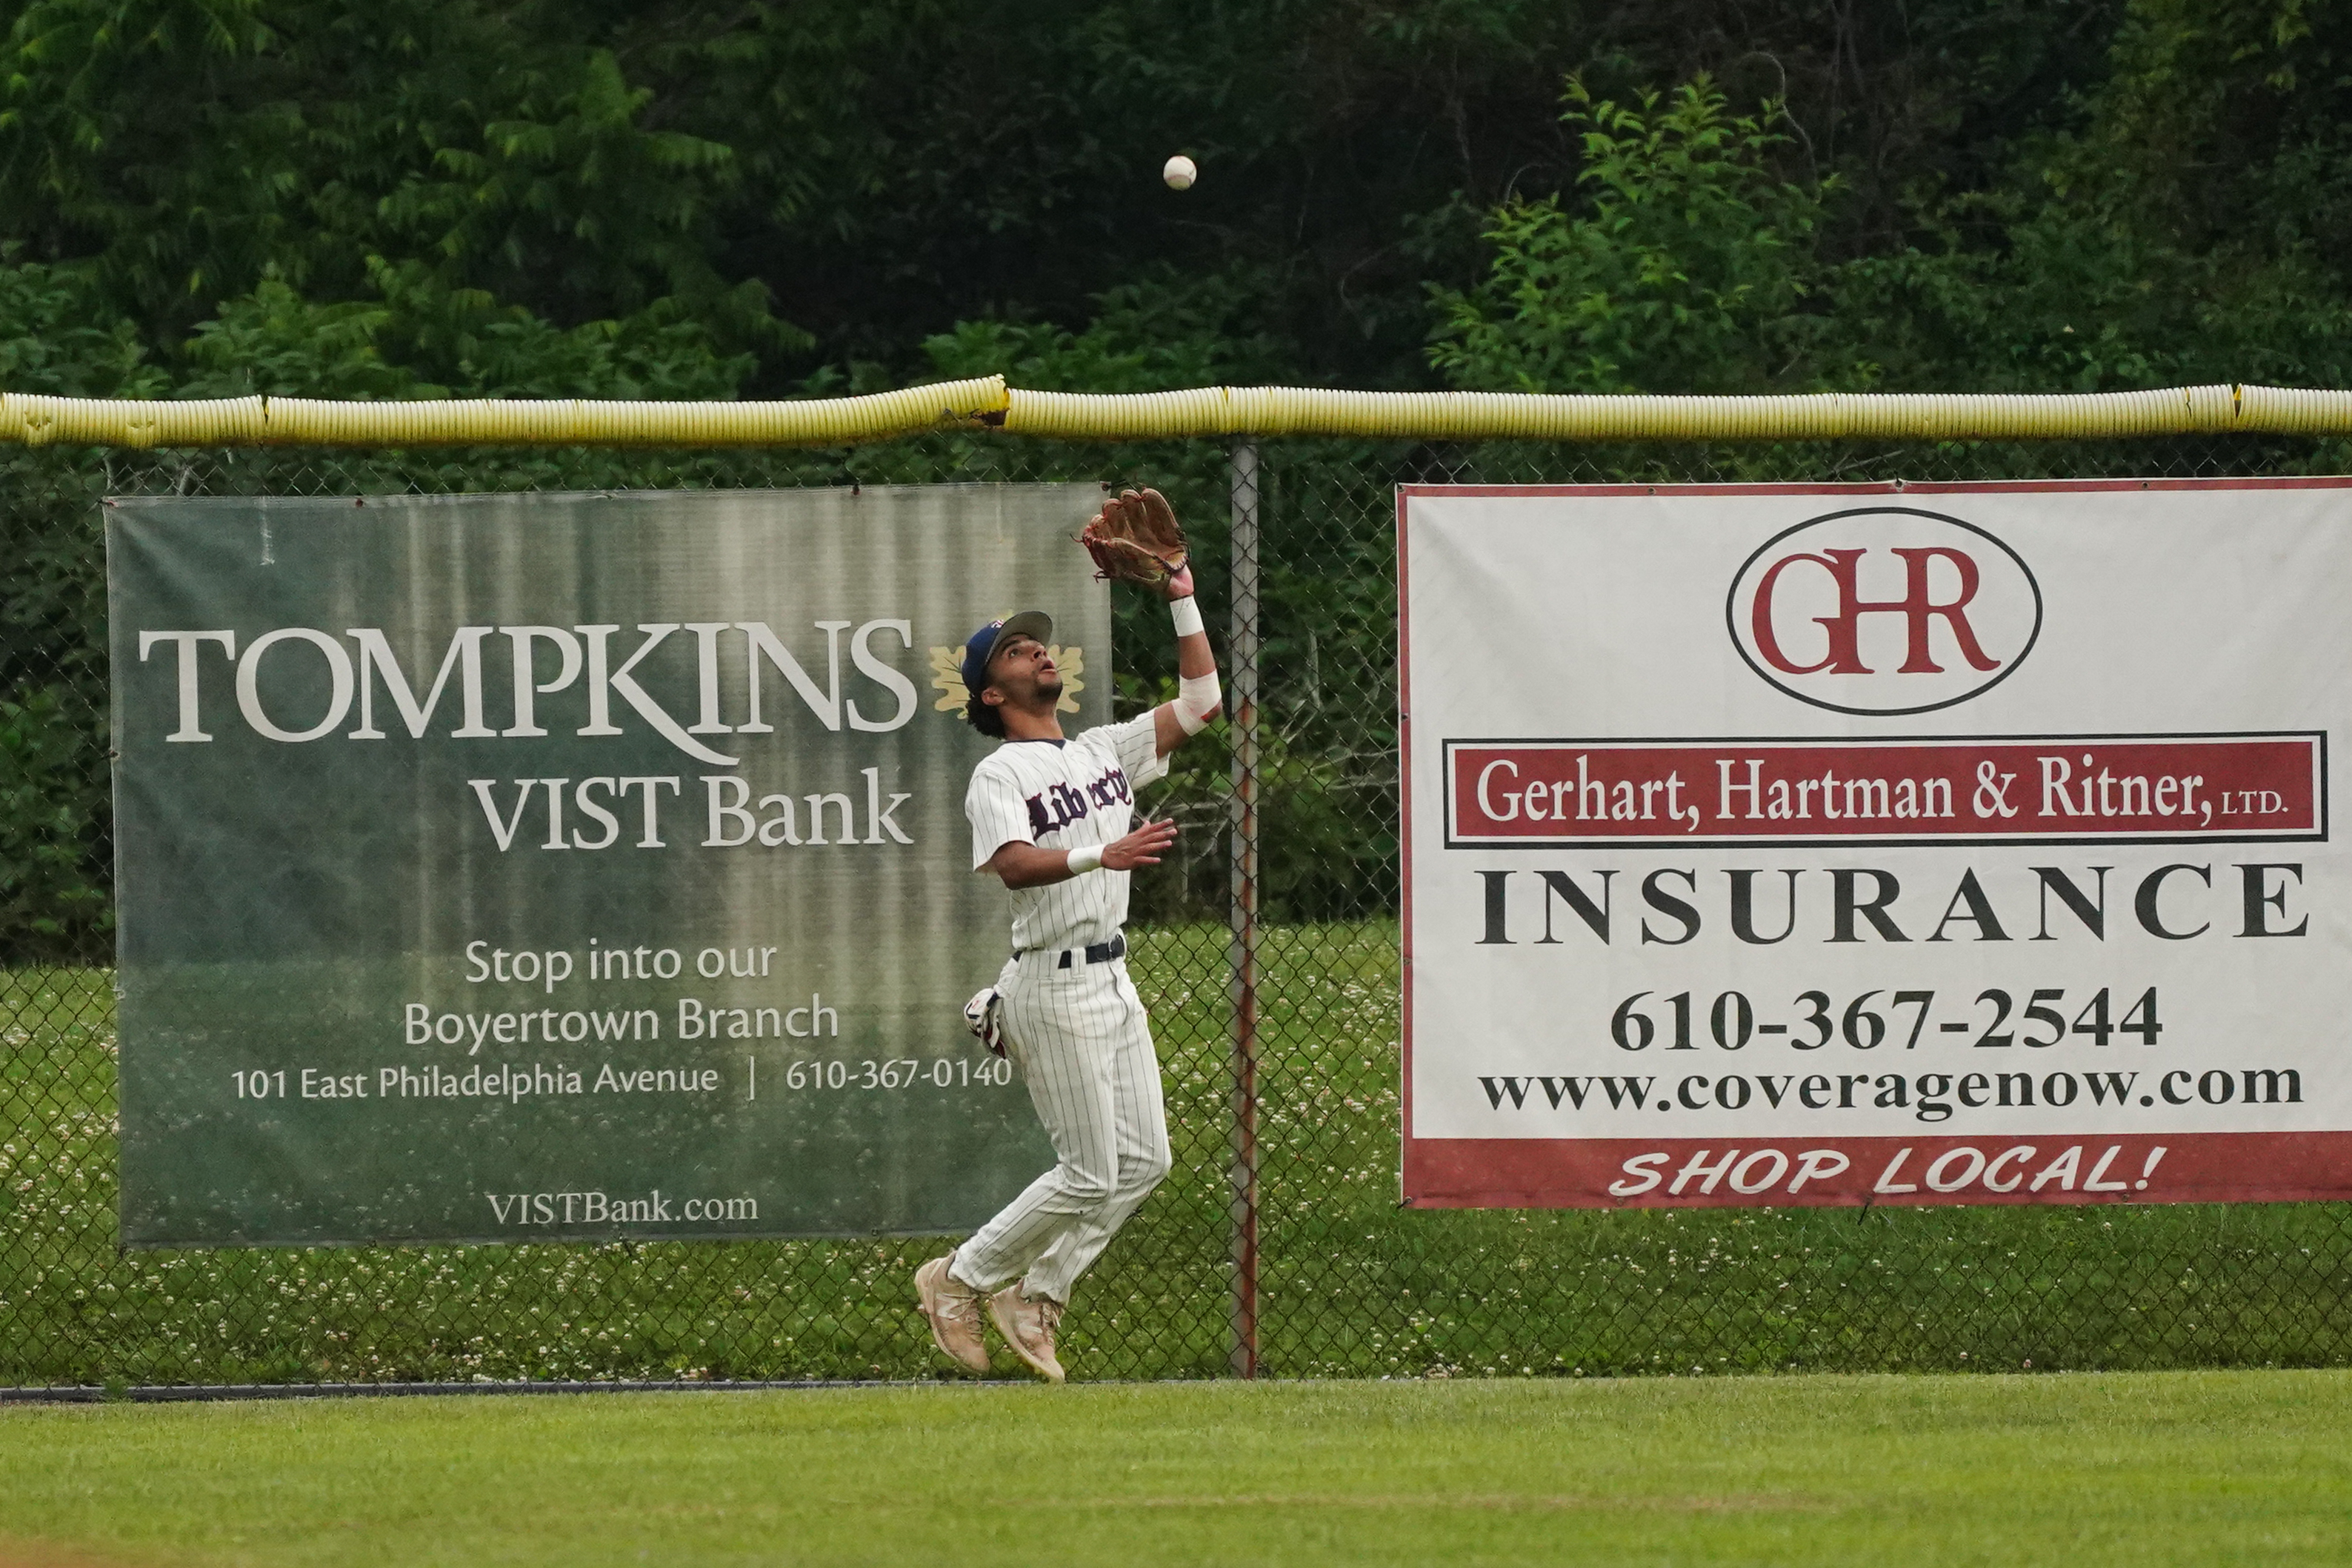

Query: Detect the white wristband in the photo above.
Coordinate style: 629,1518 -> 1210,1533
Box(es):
1065,844 -> 1105,876
1169,594 -> 1204,638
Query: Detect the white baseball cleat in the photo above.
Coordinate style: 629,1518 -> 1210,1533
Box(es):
916,1255 -> 991,1375
989,1284 -> 1067,1384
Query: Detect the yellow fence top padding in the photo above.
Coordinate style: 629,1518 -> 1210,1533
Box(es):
0,377 -> 1013,450
1001,384 -> 2273,441
5,379 -> 2352,447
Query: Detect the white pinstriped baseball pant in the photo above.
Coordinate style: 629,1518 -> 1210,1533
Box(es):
950,951 -> 1171,1304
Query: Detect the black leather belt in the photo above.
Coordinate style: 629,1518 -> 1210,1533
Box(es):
1022,933 -> 1127,970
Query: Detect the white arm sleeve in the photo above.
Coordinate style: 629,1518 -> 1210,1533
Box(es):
1173,670 -> 1221,735
965,761 -> 1035,870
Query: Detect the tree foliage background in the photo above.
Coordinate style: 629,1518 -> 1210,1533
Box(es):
3,0 -> 2351,950
2,0 -> 2347,401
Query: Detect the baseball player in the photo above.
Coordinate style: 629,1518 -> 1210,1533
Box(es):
916,487 -> 1220,1382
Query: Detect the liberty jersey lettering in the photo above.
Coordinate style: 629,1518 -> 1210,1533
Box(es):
967,713 -> 1166,953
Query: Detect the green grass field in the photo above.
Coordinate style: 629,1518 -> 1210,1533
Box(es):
1,1374 -> 2346,1566
4,928 -> 2351,1387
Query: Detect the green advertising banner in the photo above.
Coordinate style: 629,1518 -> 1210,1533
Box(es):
109,486 -> 1107,1245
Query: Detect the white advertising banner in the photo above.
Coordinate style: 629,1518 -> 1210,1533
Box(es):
1400,481 -> 2352,1208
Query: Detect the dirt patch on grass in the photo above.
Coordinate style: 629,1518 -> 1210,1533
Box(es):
0,1539 -> 144,1568
1106,1492 -> 1825,1512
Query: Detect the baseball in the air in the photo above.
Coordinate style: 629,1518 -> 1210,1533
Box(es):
1162,155 -> 1197,190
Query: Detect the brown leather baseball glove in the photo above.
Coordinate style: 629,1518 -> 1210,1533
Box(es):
1079,487 -> 1188,585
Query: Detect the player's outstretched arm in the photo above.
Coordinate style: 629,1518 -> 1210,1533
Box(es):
1078,487 -> 1221,759
1153,561 -> 1220,758
985,818 -> 1179,889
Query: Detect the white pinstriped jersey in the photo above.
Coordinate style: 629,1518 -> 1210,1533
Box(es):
967,713 -> 1167,953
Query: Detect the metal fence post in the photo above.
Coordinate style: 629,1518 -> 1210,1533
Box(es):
1227,438 -> 1262,1379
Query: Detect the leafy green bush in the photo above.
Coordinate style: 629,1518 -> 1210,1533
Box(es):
1430,80 -> 1835,396
0,687 -> 110,961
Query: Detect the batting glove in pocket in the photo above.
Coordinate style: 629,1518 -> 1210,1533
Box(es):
962,986 -> 1007,1058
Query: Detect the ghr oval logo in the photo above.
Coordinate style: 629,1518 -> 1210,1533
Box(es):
1726,507 -> 2042,715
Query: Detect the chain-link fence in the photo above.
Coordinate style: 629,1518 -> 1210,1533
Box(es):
4,427 -> 2350,1391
